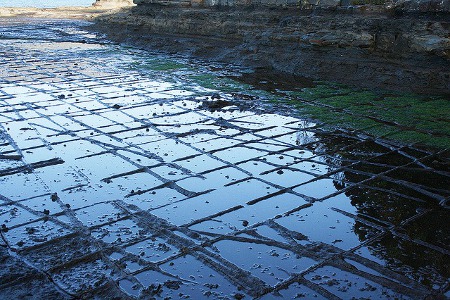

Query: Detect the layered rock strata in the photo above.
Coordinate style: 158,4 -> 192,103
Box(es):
94,4 -> 450,93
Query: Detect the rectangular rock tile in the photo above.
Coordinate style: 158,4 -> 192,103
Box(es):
214,239 -> 317,286
213,146 -> 268,164
90,218 -> 144,245
19,195 -> 65,216
3,219 -> 73,250
151,111 -> 207,126
73,153 -> 137,182
143,139 -> 201,162
260,168 -> 316,188
293,178 -> 340,200
74,202 -> 127,228
0,205 -> 39,228
73,114 -> 116,129
305,265 -> 414,300
149,165 -> 191,181
60,184 -> 128,209
1,85 -> 36,95
122,189 -> 184,211
275,199 -> 380,251
175,167 -> 248,193
193,137 -> 242,152
0,173 -> 47,201
159,255 -> 248,299
188,219 -> 236,235
260,282 -> 328,299
214,193 -> 309,231
152,179 -> 277,226
261,149 -> 314,165
290,159 -> 331,176
178,131 -> 220,145
34,164 -> 89,192
236,160 -> 276,177
21,235 -> 98,271
132,269 -> 175,295
51,259 -> 110,296
275,130 -> 320,146
245,141 -> 291,152
174,154 -> 226,174
123,103 -> 183,118
125,237 -> 177,263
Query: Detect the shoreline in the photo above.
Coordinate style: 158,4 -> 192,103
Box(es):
91,5 -> 450,95
0,8 -> 448,150
1,5 -> 449,95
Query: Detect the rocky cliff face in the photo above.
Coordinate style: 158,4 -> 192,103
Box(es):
94,4 -> 449,93
134,0 -> 450,11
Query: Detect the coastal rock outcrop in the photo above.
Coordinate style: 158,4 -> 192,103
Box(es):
134,0 -> 450,11
94,3 -> 449,94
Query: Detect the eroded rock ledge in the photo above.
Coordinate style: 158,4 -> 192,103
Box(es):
94,3 -> 450,94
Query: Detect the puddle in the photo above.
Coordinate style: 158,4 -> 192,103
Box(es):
125,237 -> 177,263
0,19 -> 448,299
214,240 -> 317,285
275,199 -> 380,250
354,233 -> 450,289
306,265 -> 414,299
159,255 -> 247,299
195,193 -> 309,232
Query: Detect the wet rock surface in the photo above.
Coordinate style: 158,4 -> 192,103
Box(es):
0,19 -> 449,299
93,5 -> 450,94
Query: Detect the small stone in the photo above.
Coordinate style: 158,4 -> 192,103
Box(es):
26,227 -> 36,234
51,193 -> 59,201
234,293 -> 245,300
112,104 -> 121,109
1,224 -> 8,232
58,94 -> 66,99
43,209 -> 50,215
242,220 -> 249,227
277,170 -> 284,175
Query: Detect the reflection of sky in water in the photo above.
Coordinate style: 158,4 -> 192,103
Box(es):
0,0 -> 94,7
0,19 -> 448,299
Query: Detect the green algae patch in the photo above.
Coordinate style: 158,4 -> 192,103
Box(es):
188,70 -> 449,149
270,83 -> 450,150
